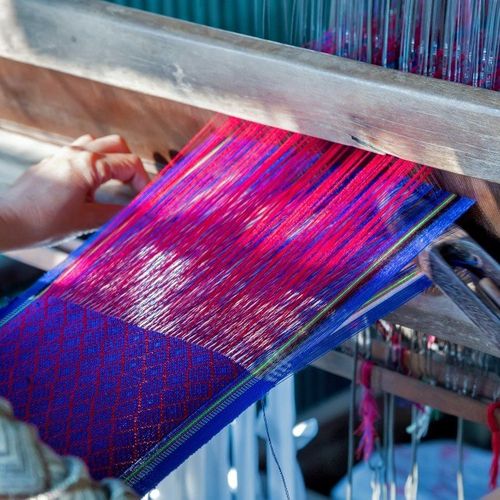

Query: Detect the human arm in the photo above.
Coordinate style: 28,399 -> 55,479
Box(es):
0,134 -> 149,251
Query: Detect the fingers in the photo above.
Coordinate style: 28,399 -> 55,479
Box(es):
71,134 -> 95,148
71,134 -> 132,154
85,134 -> 132,154
69,134 -> 150,192
94,153 -> 150,192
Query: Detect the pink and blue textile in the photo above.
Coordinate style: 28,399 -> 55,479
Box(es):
0,118 -> 472,493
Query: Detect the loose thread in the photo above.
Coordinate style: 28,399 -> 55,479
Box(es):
262,401 -> 291,500
355,360 -> 379,461
487,401 -> 500,489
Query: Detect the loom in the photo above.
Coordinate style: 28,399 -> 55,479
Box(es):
0,0 -> 499,495
1,0 -> 498,344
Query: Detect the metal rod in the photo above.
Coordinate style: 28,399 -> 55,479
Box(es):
383,392 -> 390,500
405,405 -> 419,500
456,417 -> 464,500
387,394 -> 396,500
346,334 -> 360,500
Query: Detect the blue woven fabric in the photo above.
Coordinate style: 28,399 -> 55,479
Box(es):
0,295 -> 249,481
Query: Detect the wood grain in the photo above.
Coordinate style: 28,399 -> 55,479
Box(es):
433,170 -> 500,254
0,0 -> 499,182
0,56 -> 498,250
0,57 -> 213,166
385,292 -> 500,357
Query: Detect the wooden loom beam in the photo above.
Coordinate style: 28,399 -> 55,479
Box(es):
385,293 -> 499,357
312,350 -> 500,428
0,0 -> 499,183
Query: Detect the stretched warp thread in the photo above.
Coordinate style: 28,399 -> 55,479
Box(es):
306,0 -> 500,90
110,0 -> 500,90
0,117 -> 472,493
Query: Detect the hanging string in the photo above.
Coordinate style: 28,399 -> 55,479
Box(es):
404,404 -> 420,500
487,401 -> 500,490
456,416 -> 465,500
262,401 -> 291,500
387,393 -> 396,500
356,361 -> 380,461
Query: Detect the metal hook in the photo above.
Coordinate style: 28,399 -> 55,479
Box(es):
387,394 -> 396,500
456,417 -> 465,500
346,332 -> 360,500
404,405 -> 419,500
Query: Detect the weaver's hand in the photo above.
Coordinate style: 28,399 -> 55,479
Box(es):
0,134 -> 150,251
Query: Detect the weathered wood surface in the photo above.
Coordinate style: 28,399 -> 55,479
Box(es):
0,56 -> 498,250
0,0 -> 499,182
433,170 -> 500,253
385,292 -> 500,357
0,57 -> 213,166
312,351 -> 499,427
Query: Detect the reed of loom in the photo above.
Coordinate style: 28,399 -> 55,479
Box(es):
0,0 -> 498,385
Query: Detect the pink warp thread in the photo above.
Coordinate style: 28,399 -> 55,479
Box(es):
487,401 -> 500,489
356,361 -> 379,461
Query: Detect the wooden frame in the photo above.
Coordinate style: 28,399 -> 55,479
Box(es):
312,350 -> 500,427
0,0 -> 499,183
385,293 -> 497,356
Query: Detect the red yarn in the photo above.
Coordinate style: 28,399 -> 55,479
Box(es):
360,361 -> 373,388
356,361 -> 379,461
51,118 -> 433,369
487,401 -> 500,489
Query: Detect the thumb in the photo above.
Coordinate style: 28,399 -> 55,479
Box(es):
78,203 -> 124,232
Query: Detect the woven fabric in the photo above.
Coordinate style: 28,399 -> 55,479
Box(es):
0,118 -> 473,493
0,295 -> 247,479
